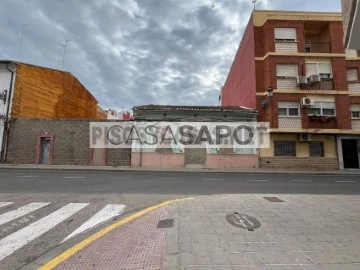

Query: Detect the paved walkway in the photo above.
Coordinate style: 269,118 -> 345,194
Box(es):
35,194 -> 360,269
1,164 -> 360,175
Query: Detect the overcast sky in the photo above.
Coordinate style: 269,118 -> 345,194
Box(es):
0,0 -> 341,111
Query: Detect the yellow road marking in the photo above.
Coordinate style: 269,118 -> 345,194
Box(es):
39,197 -> 193,270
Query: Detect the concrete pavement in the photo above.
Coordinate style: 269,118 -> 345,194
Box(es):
32,194 -> 360,270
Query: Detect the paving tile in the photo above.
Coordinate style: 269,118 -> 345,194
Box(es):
227,253 -> 248,265
211,253 -> 230,265
180,253 -> 196,266
195,252 -> 212,265
180,243 -> 194,254
243,253 -> 263,265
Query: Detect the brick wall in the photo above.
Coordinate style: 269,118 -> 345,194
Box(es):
329,22 -> 345,54
6,118 -> 131,166
221,15 -> 256,108
260,157 -> 339,170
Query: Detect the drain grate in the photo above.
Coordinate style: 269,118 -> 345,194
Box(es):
263,197 -> 284,202
157,219 -> 174,228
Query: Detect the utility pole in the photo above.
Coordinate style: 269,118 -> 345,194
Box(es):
62,38 -> 71,70
18,24 -> 29,60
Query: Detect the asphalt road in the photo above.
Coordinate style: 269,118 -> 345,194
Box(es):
0,169 -> 360,269
0,169 -> 359,195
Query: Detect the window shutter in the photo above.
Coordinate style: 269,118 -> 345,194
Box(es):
306,63 -> 318,77
350,104 -> 360,111
318,63 -> 331,74
274,28 -> 296,40
276,64 -> 298,77
322,102 -> 335,109
278,102 -> 300,108
347,69 -> 359,81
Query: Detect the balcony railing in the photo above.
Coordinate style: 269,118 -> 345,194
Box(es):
300,79 -> 333,90
305,41 -> 331,53
348,81 -> 360,92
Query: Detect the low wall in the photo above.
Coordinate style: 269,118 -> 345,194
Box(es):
260,157 -> 339,170
131,152 -> 185,168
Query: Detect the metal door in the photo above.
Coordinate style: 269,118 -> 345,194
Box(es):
40,138 -> 51,164
342,139 -> 359,169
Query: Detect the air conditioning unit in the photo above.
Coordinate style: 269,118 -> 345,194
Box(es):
308,74 -> 321,84
301,97 -> 314,107
299,133 -> 312,142
297,76 -> 308,85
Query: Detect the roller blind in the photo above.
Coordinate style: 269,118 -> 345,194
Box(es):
350,104 -> 360,111
276,64 -> 298,77
318,63 -> 331,74
306,63 -> 318,77
274,28 -> 296,40
347,68 -> 359,81
278,102 -> 300,108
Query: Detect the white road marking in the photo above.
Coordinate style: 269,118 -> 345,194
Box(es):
0,203 -> 89,261
202,178 -> 224,181
246,180 -> 269,182
335,181 -> 357,183
15,176 -> 38,178
0,202 -> 13,209
62,176 -> 86,179
291,180 -> 313,182
0,202 -> 50,227
61,204 -> 126,243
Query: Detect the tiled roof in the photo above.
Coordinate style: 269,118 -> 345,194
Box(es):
133,105 -> 257,113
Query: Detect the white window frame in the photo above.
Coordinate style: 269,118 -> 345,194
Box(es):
306,61 -> 333,79
350,105 -> 360,119
278,102 -> 300,117
274,28 -> 297,42
308,101 -> 336,117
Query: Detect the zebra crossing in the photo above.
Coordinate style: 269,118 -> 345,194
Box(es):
0,201 -> 126,263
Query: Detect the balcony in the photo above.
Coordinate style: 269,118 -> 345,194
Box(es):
352,120 -> 360,130
305,42 -> 331,53
300,79 -> 333,90
275,41 -> 298,53
278,117 -> 301,128
308,116 -> 337,129
348,81 -> 360,92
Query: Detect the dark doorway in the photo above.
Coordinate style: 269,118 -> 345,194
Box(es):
40,138 -> 51,165
342,139 -> 359,169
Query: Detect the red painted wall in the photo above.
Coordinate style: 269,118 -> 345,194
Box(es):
221,15 -> 256,108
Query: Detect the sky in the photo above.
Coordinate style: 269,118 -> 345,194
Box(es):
0,0 -> 341,112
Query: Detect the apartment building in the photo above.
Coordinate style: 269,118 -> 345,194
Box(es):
221,10 -> 360,170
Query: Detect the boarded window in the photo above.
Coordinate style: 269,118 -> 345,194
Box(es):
276,64 -> 298,77
309,141 -> 324,157
347,68 -> 359,82
274,141 -> 296,156
274,28 -> 296,41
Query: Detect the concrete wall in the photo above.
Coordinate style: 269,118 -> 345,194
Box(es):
6,118 -> 131,166
260,157 -> 339,170
205,154 -> 258,169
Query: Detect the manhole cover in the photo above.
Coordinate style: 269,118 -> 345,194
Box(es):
157,219 -> 174,228
263,197 -> 284,202
226,213 -> 260,231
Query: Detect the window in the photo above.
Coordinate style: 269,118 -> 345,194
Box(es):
350,105 -> 360,119
309,141 -> 324,157
278,102 -> 300,117
274,141 -> 296,156
306,61 -> 332,79
274,28 -> 296,42
347,68 -> 359,82
308,101 -> 336,116
276,64 -> 298,78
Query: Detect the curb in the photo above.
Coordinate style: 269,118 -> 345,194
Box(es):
0,165 -> 359,175
37,197 -> 193,270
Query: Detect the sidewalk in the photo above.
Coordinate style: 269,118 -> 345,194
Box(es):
35,194 -> 360,269
1,164 -> 360,175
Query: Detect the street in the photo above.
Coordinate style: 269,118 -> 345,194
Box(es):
0,169 -> 359,269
